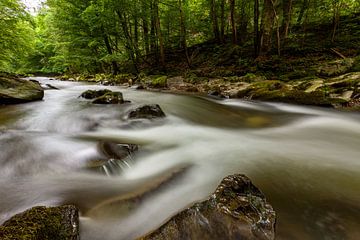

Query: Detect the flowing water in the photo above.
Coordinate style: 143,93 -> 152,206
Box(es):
0,77 -> 359,240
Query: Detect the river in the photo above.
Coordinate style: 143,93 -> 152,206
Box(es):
0,77 -> 359,239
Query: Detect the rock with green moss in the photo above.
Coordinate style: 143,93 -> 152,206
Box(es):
0,205 -> 79,240
317,59 -> 354,77
140,174 -> 276,240
92,92 -> 124,104
80,89 -> 112,99
128,104 -> 166,119
0,76 -> 44,104
150,75 -> 168,88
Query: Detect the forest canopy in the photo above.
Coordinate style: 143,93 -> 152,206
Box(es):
0,0 -> 359,74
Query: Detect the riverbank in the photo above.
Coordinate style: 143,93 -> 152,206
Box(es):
56,66 -> 360,111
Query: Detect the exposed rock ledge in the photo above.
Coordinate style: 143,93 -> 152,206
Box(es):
0,76 -> 44,104
139,174 -> 276,240
0,205 -> 79,240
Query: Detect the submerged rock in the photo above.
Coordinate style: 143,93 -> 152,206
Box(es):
140,174 -> 276,240
92,92 -> 124,104
0,205 -> 79,240
128,104 -> 166,119
0,76 -> 44,104
80,89 -> 112,99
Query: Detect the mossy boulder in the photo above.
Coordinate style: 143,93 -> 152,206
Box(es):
237,80 -> 344,107
92,92 -> 124,104
0,205 -> 79,240
80,89 -> 112,99
128,104 -> 166,119
140,174 -> 276,240
317,59 -> 354,77
0,76 -> 44,104
148,75 -> 168,88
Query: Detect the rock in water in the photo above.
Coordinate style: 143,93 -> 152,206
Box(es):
128,104 -> 166,119
92,92 -> 124,104
140,174 -> 276,240
80,89 -> 112,99
0,205 -> 79,240
0,77 -> 44,104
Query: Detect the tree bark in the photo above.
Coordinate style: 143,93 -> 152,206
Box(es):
154,0 -> 165,66
103,34 -> 119,75
220,0 -> 225,43
282,0 -> 292,39
254,0 -> 260,57
179,0 -> 190,66
260,0 -> 275,55
210,0 -> 220,42
230,0 -> 237,44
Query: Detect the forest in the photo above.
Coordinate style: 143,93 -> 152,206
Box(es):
0,0 -> 359,74
0,0 -> 360,239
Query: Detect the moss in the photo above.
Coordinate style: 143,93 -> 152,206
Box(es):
0,205 -> 79,240
150,75 -> 167,88
350,56 -> 360,72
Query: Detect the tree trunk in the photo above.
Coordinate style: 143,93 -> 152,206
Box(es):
230,0 -> 237,44
142,17 -> 150,55
154,0 -> 165,66
254,0 -> 260,57
297,0 -> 308,24
179,0 -> 190,66
282,0 -> 292,39
220,0 -> 225,43
210,0 -> 220,42
103,34 -> 119,75
260,0 -> 275,55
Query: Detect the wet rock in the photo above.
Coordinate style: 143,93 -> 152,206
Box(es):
87,141 -> 139,175
80,89 -> 112,99
99,141 -> 138,160
92,92 -> 124,104
128,104 -> 166,119
208,90 -> 226,99
140,174 -> 276,240
0,76 -> 44,104
131,84 -> 145,90
0,205 -> 79,240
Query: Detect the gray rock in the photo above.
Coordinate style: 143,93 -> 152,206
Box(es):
0,77 -> 44,104
141,174 -> 276,240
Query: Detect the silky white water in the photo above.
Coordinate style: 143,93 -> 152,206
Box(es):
0,77 -> 359,240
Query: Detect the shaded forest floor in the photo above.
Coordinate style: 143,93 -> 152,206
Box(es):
59,13 -> 360,111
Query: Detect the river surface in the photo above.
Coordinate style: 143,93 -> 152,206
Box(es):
0,77 -> 359,240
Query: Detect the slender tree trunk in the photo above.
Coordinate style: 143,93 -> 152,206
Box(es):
282,0 -> 292,39
260,0 -> 275,55
150,1 -> 157,56
210,0 -> 220,42
142,17 -> 150,55
331,1 -> 341,42
154,0 -> 165,66
179,0 -> 190,66
254,0 -> 260,57
297,0 -> 308,24
220,0 -> 225,43
230,0 -> 237,44
103,34 -> 119,75
116,11 -> 139,73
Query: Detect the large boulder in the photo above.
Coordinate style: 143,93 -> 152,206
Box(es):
128,104 -> 166,119
0,77 -> 44,104
80,89 -> 112,99
92,92 -> 124,104
0,205 -> 79,240
140,174 -> 276,240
